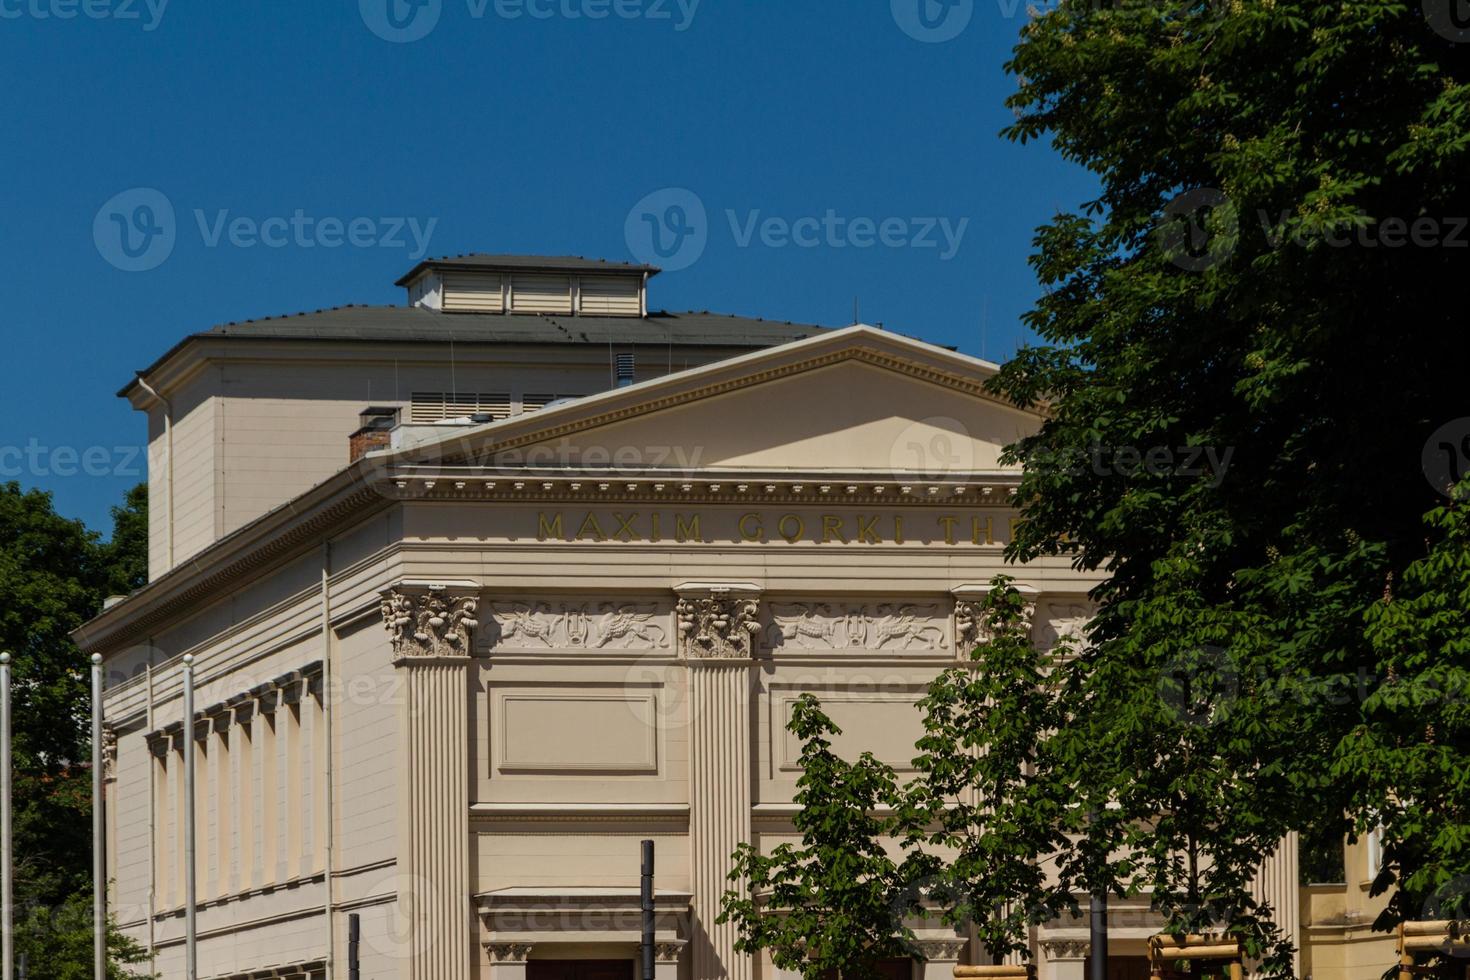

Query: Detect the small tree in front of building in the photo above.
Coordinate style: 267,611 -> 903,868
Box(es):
720,577 -> 1081,975
899,576 -> 1076,967
719,694 -> 920,980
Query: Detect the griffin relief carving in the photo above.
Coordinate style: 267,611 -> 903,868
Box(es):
381,588 -> 480,659
766,602 -> 948,651
676,593 -> 762,660
488,601 -> 669,650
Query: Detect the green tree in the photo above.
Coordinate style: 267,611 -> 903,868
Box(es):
719,694 -> 917,980
901,577 -> 1075,964
1331,491 -> 1470,928
992,0 -> 1470,955
0,481 -> 153,977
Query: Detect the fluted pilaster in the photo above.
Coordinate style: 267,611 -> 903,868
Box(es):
387,587 -> 479,980
681,584 -> 760,980
1250,832 -> 1301,973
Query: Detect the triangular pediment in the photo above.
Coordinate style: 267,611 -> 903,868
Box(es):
407,327 -> 1040,477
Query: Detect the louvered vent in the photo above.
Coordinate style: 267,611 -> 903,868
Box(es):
410,392 -> 512,423
510,274 -> 574,314
579,276 -> 642,316
441,273 -> 505,313
521,393 -> 579,414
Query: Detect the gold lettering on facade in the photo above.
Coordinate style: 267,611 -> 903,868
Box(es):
972,516 -> 994,545
611,512 -> 640,542
529,511 -> 1009,546
937,515 -> 958,545
675,513 -> 702,542
576,512 -> 607,541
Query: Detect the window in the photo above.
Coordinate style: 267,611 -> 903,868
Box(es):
616,353 -> 636,387
409,392 -> 512,423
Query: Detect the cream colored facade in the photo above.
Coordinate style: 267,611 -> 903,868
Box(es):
79,264 -> 1394,980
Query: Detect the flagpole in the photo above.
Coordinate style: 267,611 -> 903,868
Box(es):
1,650 -> 12,980
182,654 -> 197,980
91,653 -> 106,980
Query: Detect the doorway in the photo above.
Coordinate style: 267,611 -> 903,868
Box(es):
528,961 -> 636,980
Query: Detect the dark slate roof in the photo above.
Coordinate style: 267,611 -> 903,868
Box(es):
395,253 -> 660,286
122,305 -> 833,396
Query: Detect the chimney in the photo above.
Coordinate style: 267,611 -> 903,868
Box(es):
350,407 -> 399,462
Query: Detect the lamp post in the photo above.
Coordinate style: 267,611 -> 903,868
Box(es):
1,651 -> 12,980
92,654 -> 106,980
182,654 -> 198,980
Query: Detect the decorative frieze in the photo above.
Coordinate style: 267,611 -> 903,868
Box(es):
488,600 -> 668,650
653,942 -> 686,964
766,601 -> 948,651
381,587 -> 480,659
675,587 -> 762,660
1034,600 -> 1093,653
952,584 -> 1038,655
1040,940 -> 1090,961
486,943 -> 534,963
101,725 -> 119,782
913,938 -> 969,961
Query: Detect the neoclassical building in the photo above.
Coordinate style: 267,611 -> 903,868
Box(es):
75,256 -> 1382,980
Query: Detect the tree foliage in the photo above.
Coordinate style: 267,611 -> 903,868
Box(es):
901,578 -> 1074,964
0,481 -> 152,976
719,694 -> 916,980
988,0 -> 1470,957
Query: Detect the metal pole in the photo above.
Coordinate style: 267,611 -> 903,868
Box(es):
348,913 -> 360,980
182,654 -> 198,980
1089,888 -> 1109,980
640,839 -> 655,980
92,654 -> 106,980
1,651 -> 12,980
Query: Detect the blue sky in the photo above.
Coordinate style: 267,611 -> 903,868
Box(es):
0,0 -> 1096,533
